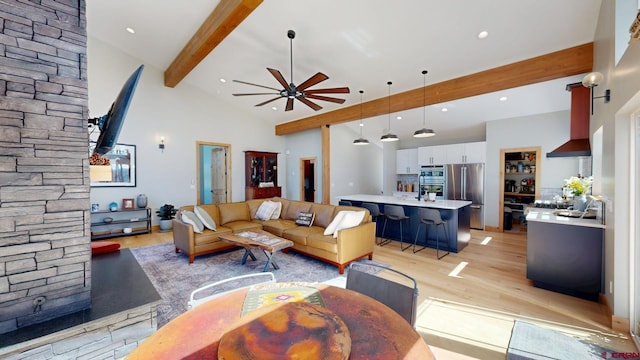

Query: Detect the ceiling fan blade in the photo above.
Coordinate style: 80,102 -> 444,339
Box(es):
255,97 -> 282,107
297,97 -> 322,111
233,79 -> 281,91
233,92 -> 279,96
285,98 -> 294,111
305,87 -> 350,94
305,94 -> 346,104
267,68 -> 290,89
296,72 -> 329,91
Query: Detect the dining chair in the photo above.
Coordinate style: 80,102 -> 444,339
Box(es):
188,272 -> 276,309
415,208 -> 450,259
380,204 -> 410,250
346,262 -> 418,326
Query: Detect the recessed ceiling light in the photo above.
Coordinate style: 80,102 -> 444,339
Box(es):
396,116 -> 402,120
219,78 -> 226,83
271,106 -> 277,111
126,27 -> 136,34
359,122 -> 364,127
477,31 -> 488,39
499,96 -> 508,101
441,108 -> 448,112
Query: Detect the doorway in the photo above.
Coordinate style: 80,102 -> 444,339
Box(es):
197,142 -> 231,205
300,157 -> 316,202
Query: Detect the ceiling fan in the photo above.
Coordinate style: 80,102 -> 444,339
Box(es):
232,30 -> 350,111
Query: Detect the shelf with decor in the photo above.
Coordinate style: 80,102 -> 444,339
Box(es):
245,151 -> 281,200
90,208 -> 151,240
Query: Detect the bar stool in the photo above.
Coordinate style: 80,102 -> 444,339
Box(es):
381,205 -> 411,250
360,202 -> 383,244
415,208 -> 450,259
338,200 -> 352,206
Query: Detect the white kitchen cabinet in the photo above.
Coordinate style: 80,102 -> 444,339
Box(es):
396,148 -> 419,174
418,145 -> 447,165
447,142 -> 486,164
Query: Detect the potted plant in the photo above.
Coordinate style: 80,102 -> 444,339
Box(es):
156,204 -> 177,232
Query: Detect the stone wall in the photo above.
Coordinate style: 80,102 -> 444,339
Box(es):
0,0 -> 91,334
0,303 -> 158,359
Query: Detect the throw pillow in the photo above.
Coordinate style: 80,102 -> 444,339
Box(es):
295,212 -> 315,227
256,200 -> 278,221
270,201 -> 282,219
182,210 -> 204,233
332,211 -> 366,238
324,211 -> 347,236
194,206 -> 216,231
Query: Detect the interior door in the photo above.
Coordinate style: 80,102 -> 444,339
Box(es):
211,147 -> 227,204
197,142 -> 231,205
300,158 -> 316,202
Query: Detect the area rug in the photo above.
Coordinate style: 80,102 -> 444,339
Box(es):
131,242 -> 381,327
507,320 -> 614,359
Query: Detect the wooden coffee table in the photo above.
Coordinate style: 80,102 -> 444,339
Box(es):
219,230 -> 293,271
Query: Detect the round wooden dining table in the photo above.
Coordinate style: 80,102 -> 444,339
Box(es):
127,282 -> 435,359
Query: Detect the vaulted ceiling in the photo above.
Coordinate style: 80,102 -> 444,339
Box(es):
87,0 -> 601,145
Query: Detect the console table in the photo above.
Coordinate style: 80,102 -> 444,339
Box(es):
90,208 -> 151,240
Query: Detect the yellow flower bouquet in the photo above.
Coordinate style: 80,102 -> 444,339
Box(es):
562,176 -> 592,197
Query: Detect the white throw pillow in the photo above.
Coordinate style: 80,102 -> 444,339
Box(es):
270,201 -> 282,219
324,211 -> 347,236
194,206 -> 216,231
182,210 -> 204,233
332,211 -> 366,238
256,201 -> 278,221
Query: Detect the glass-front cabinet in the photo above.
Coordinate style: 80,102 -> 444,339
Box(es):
244,151 -> 282,200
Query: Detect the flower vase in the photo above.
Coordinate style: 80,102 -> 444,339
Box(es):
573,194 -> 588,212
136,194 -> 148,208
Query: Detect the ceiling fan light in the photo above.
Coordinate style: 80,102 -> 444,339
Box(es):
413,128 -> 435,138
353,137 -> 370,145
380,133 -> 399,142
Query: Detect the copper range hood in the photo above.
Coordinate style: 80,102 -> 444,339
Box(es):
546,82 -> 591,157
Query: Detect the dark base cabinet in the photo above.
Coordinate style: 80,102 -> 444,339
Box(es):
245,186 -> 281,200
527,221 -> 603,301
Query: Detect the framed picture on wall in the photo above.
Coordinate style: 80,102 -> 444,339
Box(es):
90,143 -> 137,187
122,198 -> 135,210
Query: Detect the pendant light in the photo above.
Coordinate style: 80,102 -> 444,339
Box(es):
353,90 -> 370,145
413,70 -> 435,138
380,81 -> 399,142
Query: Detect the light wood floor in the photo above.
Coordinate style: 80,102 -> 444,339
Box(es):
104,228 -> 636,357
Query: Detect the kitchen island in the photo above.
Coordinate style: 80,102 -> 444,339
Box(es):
526,209 -> 605,300
339,194 -> 472,253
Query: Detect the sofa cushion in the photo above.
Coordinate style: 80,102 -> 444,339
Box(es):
194,206 -> 217,231
182,210 -> 204,233
187,205 -> 222,228
224,221 -> 262,233
217,202 -> 251,225
256,200 -> 280,220
283,201 -> 312,221
193,227 -> 232,246
295,212 -> 315,227
270,201 -> 282,219
246,199 -> 265,219
336,205 -> 371,223
309,203 -> 336,228
261,219 -> 298,237
324,210 -> 366,238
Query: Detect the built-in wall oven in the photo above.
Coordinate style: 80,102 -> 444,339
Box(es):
419,165 -> 446,200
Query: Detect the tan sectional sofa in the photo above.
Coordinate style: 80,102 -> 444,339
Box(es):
172,197 -> 375,274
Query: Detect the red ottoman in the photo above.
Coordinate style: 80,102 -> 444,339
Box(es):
91,241 -> 121,255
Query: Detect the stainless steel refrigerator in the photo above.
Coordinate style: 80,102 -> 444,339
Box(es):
446,163 -> 484,229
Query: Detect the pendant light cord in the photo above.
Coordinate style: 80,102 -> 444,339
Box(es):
422,70 -> 427,126
359,90 -> 364,136
387,81 -> 392,130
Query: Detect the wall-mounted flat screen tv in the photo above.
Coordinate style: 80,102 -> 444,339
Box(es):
90,65 -> 144,155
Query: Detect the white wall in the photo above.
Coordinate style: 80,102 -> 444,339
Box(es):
485,110 -> 584,227
282,128 -> 322,201
88,38 -> 285,222
591,0 -> 640,320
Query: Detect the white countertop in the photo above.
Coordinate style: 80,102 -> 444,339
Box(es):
339,194 -> 472,210
526,209 -> 605,229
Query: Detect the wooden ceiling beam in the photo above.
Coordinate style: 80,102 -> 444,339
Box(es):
275,42 -> 593,135
164,0 -> 263,88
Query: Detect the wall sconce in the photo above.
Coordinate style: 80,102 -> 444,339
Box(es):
581,72 -> 611,115
159,137 -> 165,152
